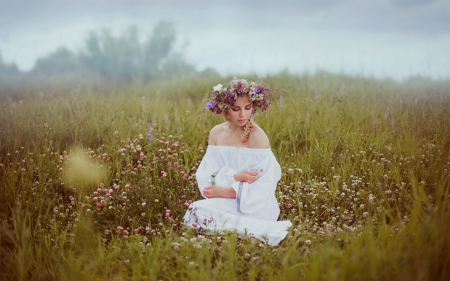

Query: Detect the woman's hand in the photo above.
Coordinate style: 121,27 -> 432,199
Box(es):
234,171 -> 259,184
203,186 -> 236,198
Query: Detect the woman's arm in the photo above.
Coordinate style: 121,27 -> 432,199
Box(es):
203,186 -> 236,198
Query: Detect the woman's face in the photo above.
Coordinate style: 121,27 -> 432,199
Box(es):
227,96 -> 253,127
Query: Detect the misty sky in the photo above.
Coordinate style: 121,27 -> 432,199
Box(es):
1,0 -> 449,80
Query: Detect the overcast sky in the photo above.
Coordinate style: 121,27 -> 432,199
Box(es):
1,0 -> 449,80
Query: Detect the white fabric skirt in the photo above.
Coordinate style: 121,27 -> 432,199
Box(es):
183,198 -> 292,246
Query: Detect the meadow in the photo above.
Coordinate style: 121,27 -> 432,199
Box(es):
0,72 -> 449,280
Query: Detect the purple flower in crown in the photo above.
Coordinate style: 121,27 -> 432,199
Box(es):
228,97 -> 236,105
206,101 -> 217,110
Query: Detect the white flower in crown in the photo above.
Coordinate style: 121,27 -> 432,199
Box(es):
213,84 -> 223,92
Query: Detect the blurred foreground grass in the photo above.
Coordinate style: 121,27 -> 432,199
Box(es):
0,72 -> 449,280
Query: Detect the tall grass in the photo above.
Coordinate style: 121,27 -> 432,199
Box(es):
0,72 -> 449,280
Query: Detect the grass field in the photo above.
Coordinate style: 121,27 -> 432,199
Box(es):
1,72 -> 449,280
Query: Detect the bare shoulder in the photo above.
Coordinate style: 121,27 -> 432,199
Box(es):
248,123 -> 270,149
208,123 -> 226,145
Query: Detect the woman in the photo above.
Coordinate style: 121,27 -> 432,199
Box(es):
183,78 -> 291,246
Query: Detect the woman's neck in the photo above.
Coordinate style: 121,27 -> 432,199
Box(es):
225,121 -> 244,135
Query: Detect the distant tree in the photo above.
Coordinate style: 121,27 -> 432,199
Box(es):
31,47 -> 80,75
29,21 -> 202,80
141,21 -> 177,80
0,52 -> 20,77
158,53 -> 198,80
78,26 -> 142,80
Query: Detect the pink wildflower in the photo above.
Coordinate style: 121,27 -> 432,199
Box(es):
154,199 -> 159,203
92,197 -> 98,202
105,193 -> 111,198
96,203 -> 102,208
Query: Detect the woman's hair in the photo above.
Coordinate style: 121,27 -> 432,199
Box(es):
241,119 -> 253,144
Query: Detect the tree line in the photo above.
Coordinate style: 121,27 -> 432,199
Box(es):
0,21 -> 218,81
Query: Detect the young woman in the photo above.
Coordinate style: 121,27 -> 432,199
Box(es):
183,78 -> 291,246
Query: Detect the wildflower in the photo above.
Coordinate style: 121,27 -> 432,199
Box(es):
213,84 -> 223,91
155,199 -> 159,203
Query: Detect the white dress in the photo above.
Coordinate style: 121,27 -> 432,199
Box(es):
183,145 -> 292,246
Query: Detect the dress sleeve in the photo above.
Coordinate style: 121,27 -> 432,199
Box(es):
230,153 -> 281,214
195,150 -> 237,199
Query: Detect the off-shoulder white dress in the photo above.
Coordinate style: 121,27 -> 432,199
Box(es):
183,145 -> 292,246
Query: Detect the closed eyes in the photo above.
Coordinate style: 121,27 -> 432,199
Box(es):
232,106 -> 252,111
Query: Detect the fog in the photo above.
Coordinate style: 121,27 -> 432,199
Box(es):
1,0 -> 449,80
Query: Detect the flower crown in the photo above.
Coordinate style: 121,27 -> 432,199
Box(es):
205,78 -> 272,115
